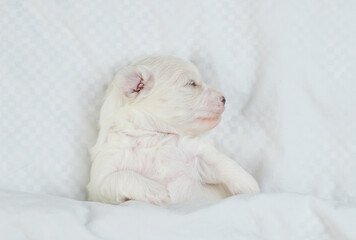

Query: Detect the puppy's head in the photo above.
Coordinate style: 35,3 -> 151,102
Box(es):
106,56 -> 225,136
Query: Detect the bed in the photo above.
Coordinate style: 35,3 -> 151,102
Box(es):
1,0 -> 356,239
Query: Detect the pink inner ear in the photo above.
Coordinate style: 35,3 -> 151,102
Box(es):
122,72 -> 144,98
120,66 -> 153,98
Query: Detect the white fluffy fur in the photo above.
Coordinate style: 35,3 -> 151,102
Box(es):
87,56 -> 260,205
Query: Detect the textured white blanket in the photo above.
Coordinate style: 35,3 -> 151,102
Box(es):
1,191 -> 356,240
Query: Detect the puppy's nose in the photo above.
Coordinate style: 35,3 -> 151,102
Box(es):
220,96 -> 226,105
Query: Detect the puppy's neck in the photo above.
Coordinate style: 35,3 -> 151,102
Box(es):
111,108 -> 179,137
116,128 -> 175,138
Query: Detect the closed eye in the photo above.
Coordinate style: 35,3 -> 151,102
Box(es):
187,80 -> 197,87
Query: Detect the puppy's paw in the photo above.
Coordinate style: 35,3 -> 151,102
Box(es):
227,175 -> 260,195
143,181 -> 170,205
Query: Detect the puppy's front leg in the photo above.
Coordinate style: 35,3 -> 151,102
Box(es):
195,139 -> 260,195
91,170 -> 170,205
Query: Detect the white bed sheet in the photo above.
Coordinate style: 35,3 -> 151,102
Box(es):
1,190 -> 355,240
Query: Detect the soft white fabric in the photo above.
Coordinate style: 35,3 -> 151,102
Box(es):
1,190 -> 356,240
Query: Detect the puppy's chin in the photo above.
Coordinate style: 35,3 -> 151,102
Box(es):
198,115 -> 222,130
182,115 -> 222,136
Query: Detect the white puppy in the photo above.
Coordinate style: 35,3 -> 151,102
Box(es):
87,56 -> 260,205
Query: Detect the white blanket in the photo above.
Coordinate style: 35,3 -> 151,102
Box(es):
1,190 -> 356,239
1,0 -> 356,238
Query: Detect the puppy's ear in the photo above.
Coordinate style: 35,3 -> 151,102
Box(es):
114,65 -> 154,98
97,65 -> 153,132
